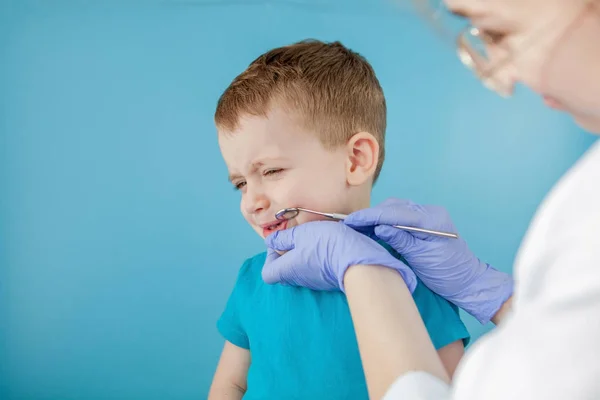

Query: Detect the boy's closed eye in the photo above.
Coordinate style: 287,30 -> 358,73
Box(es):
262,168 -> 284,178
232,169 -> 285,191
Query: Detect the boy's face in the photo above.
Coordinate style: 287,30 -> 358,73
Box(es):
218,106 -> 361,239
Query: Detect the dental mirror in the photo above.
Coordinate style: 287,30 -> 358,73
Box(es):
275,207 -> 347,221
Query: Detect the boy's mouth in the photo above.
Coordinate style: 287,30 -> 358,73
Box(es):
261,220 -> 288,237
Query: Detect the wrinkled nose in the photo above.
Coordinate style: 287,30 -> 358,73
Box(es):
243,187 -> 270,216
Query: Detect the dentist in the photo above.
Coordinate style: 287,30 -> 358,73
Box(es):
262,0 -> 600,399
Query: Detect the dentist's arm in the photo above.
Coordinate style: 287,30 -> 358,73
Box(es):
342,264 -> 512,400
344,198 -> 514,326
344,264 -> 450,400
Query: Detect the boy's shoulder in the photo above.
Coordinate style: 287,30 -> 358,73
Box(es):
232,251 -> 268,284
239,251 -> 267,271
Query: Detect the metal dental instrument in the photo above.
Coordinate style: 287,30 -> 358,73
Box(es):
275,207 -> 459,239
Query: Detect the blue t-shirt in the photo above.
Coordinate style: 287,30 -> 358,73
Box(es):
217,245 -> 470,400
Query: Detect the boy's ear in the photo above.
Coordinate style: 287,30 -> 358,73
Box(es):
345,132 -> 379,186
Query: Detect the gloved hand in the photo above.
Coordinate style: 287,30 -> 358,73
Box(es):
344,198 -> 514,324
262,220 -> 417,293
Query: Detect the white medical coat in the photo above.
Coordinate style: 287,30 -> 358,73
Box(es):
384,140 -> 600,400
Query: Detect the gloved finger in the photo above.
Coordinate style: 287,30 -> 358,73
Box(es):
265,248 -> 291,283
265,227 -> 296,252
342,207 -> 384,227
261,263 -> 281,285
344,203 -> 425,228
265,247 -> 281,264
262,249 -> 291,284
374,225 -> 417,253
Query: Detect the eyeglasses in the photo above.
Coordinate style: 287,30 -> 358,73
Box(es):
456,26 -> 514,98
417,1 -> 517,99
453,0 -> 598,99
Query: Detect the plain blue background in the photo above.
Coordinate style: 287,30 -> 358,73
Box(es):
1,0 -> 596,398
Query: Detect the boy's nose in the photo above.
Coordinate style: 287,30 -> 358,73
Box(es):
244,192 -> 270,216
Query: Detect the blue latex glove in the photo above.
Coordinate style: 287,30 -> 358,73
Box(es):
344,198 -> 514,324
262,220 -> 418,293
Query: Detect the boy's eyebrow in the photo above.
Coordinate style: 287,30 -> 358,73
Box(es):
228,162 -> 260,183
227,159 -> 273,182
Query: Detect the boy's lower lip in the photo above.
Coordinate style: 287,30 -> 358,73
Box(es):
262,220 -> 288,237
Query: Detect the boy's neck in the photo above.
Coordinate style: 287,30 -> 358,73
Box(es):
345,188 -> 372,213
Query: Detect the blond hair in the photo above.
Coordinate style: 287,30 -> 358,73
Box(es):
214,39 -> 387,182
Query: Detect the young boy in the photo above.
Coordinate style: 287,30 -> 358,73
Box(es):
208,39 -> 470,400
